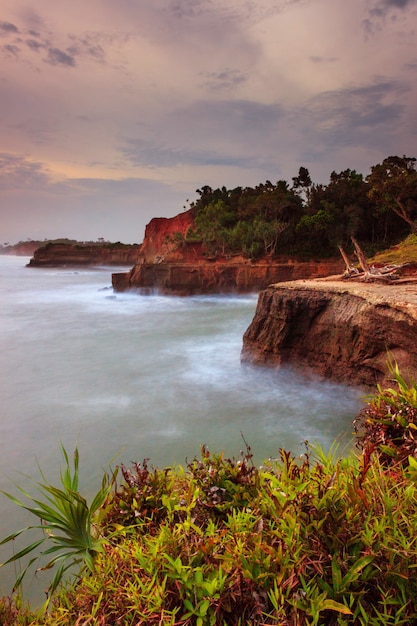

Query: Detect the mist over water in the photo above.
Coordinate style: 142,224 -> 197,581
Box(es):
0,255 -> 362,599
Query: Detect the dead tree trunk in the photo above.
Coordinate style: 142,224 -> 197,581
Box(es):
338,245 -> 355,273
342,236 -> 406,282
351,236 -> 370,275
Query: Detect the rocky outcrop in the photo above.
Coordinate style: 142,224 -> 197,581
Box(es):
112,208 -> 346,294
112,259 -> 345,295
241,279 -> 417,388
139,209 -> 197,263
28,242 -> 141,267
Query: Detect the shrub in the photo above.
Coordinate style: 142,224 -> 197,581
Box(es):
0,446 -> 116,607
354,361 -> 417,467
3,371 -> 417,623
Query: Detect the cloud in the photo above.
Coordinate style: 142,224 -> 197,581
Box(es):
0,154 -> 51,190
309,55 -> 337,64
296,79 -> 407,165
0,12 -> 108,69
168,0 -> 209,20
0,0 -> 416,243
381,0 -> 415,7
2,43 -> 20,57
370,0 -> 417,14
26,38 -> 45,51
364,0 -> 417,32
119,98 -> 285,174
0,20 -> 19,34
12,118 -> 59,146
45,47 -> 76,67
172,99 -> 284,138
201,68 -> 247,91
120,139 -> 255,170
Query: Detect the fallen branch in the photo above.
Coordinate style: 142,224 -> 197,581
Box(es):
338,245 -> 360,277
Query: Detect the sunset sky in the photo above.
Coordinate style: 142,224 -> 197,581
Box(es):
1,0 -> 417,244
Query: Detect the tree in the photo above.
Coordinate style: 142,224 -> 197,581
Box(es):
296,169 -> 371,256
367,156 -> 417,235
292,166 -> 312,201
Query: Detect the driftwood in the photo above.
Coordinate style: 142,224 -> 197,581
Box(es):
339,245 -> 360,276
351,237 -> 370,274
340,238 -> 408,282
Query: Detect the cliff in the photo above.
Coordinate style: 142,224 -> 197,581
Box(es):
138,209 -> 197,263
112,208 -> 345,294
241,279 -> 417,388
0,241 -> 44,256
28,242 -> 142,267
112,259 -> 345,295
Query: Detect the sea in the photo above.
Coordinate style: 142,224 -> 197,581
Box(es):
0,254 -> 363,601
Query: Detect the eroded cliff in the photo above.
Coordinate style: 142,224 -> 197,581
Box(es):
241,279 -> 417,388
112,259 -> 345,295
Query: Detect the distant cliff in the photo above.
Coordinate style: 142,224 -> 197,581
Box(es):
0,241 -> 44,256
28,242 -> 142,267
112,209 -> 345,294
241,279 -> 417,388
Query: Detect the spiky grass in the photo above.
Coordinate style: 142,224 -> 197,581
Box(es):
0,446 -> 116,604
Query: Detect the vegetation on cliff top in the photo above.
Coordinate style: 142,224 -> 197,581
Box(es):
177,155 -> 417,262
0,238 -> 139,255
369,233 -> 417,265
2,365 -> 417,624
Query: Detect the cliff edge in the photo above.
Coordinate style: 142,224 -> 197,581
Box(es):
241,279 -> 417,388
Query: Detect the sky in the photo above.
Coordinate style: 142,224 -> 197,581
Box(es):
1,0 -> 417,245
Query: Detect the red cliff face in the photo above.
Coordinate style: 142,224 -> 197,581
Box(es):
140,209 -> 197,263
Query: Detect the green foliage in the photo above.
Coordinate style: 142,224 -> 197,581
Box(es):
192,181 -> 303,260
354,360 -> 417,467
187,157 -> 416,262
0,595 -> 40,625
4,371 -> 417,623
367,155 -> 417,235
0,446 -> 116,604
370,233 -> 417,265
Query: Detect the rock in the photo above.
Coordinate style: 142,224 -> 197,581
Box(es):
241,279 -> 417,388
28,242 -> 142,267
111,207 -> 346,294
139,209 -> 196,263
112,260 -> 345,295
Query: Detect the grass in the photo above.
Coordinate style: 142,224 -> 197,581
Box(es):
369,233 -> 417,265
0,446 -> 116,611
2,370 -> 417,624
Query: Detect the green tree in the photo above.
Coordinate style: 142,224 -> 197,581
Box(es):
297,169 -> 371,256
367,155 -> 417,235
292,166 -> 313,201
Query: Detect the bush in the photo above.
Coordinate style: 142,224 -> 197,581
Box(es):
354,361 -> 417,467
3,372 -> 417,624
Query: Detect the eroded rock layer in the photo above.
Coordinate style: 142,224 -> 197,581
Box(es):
241,280 -> 417,388
112,260 -> 345,295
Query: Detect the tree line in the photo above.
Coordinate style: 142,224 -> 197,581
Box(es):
181,155 -> 417,260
